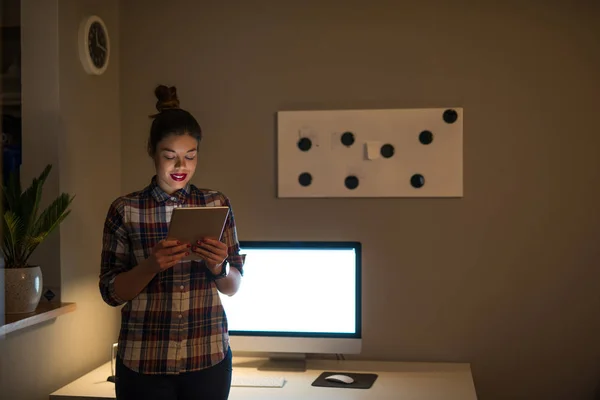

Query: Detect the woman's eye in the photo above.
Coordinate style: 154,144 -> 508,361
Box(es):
164,156 -> 175,160
185,155 -> 196,160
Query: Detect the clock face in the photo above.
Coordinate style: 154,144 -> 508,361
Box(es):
87,21 -> 108,69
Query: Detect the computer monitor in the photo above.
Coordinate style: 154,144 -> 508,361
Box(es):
218,240 -> 362,371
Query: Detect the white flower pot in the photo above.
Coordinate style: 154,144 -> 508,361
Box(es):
3,266 -> 43,314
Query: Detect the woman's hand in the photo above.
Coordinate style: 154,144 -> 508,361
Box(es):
146,239 -> 190,273
113,239 -> 189,302
192,238 -> 228,273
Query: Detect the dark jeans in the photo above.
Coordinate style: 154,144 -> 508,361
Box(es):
115,346 -> 232,400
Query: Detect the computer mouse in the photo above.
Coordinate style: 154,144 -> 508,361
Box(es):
324,374 -> 354,384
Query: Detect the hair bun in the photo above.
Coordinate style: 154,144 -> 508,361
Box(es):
154,84 -> 180,112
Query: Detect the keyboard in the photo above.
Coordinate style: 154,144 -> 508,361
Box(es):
231,374 -> 286,388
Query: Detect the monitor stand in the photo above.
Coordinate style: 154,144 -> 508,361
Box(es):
257,353 -> 307,372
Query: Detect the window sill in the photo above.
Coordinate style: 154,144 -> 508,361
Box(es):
0,302 -> 76,336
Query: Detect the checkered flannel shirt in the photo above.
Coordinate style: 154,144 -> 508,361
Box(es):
99,176 -> 245,374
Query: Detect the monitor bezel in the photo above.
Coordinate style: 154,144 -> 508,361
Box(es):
226,240 -> 362,340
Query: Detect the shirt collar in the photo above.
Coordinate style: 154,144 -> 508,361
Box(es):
149,175 -> 191,204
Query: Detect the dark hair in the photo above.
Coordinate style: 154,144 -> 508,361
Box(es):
147,85 -> 202,157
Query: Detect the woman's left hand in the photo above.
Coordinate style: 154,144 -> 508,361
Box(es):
192,238 -> 228,273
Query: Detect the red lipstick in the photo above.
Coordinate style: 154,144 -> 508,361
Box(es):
170,173 -> 187,182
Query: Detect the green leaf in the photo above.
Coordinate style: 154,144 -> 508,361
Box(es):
0,164 -> 75,268
2,211 -> 24,268
23,192 -> 75,262
20,164 -> 52,235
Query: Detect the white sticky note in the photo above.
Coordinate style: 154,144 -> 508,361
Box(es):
364,141 -> 381,160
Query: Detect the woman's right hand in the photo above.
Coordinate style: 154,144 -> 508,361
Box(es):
146,239 -> 190,273
112,239 -> 190,302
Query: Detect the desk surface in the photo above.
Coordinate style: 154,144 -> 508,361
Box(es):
49,356 -> 478,400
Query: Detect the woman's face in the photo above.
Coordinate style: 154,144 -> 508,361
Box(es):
153,134 -> 198,194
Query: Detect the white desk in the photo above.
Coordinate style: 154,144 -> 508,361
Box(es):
49,356 -> 478,400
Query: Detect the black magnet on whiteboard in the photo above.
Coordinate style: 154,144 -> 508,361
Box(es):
443,109 -> 458,124
345,175 -> 359,190
410,174 -> 425,188
298,172 -> 312,186
297,137 -> 312,151
341,132 -> 355,146
380,144 -> 395,158
419,130 -> 434,145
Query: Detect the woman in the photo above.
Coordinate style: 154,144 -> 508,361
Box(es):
99,85 -> 245,400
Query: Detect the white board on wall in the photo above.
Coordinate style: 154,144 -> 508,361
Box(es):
276,108 -> 463,198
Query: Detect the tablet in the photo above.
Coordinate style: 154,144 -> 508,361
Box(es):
167,206 -> 230,261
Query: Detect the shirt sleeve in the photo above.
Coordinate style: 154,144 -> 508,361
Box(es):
220,195 -> 246,275
99,199 -> 131,307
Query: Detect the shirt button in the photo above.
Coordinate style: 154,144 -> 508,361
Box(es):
178,314 -> 183,318
180,285 -> 184,290
170,197 -> 177,201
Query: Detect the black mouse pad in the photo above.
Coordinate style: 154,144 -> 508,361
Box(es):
311,371 -> 378,389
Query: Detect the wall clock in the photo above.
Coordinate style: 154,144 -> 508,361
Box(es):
78,15 -> 110,75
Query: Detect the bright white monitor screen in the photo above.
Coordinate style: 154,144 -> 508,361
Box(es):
218,241 -> 361,350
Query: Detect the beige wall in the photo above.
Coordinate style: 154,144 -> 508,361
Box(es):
120,1 -> 600,399
0,1 -> 121,399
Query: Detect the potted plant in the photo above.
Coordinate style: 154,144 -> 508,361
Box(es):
1,164 -> 74,314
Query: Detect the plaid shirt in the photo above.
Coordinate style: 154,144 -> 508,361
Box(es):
99,176 -> 245,375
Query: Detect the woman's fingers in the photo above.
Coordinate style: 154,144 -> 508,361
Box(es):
168,243 -> 190,255
192,246 -> 214,258
192,247 -> 224,265
198,238 -> 226,251
159,239 -> 181,248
